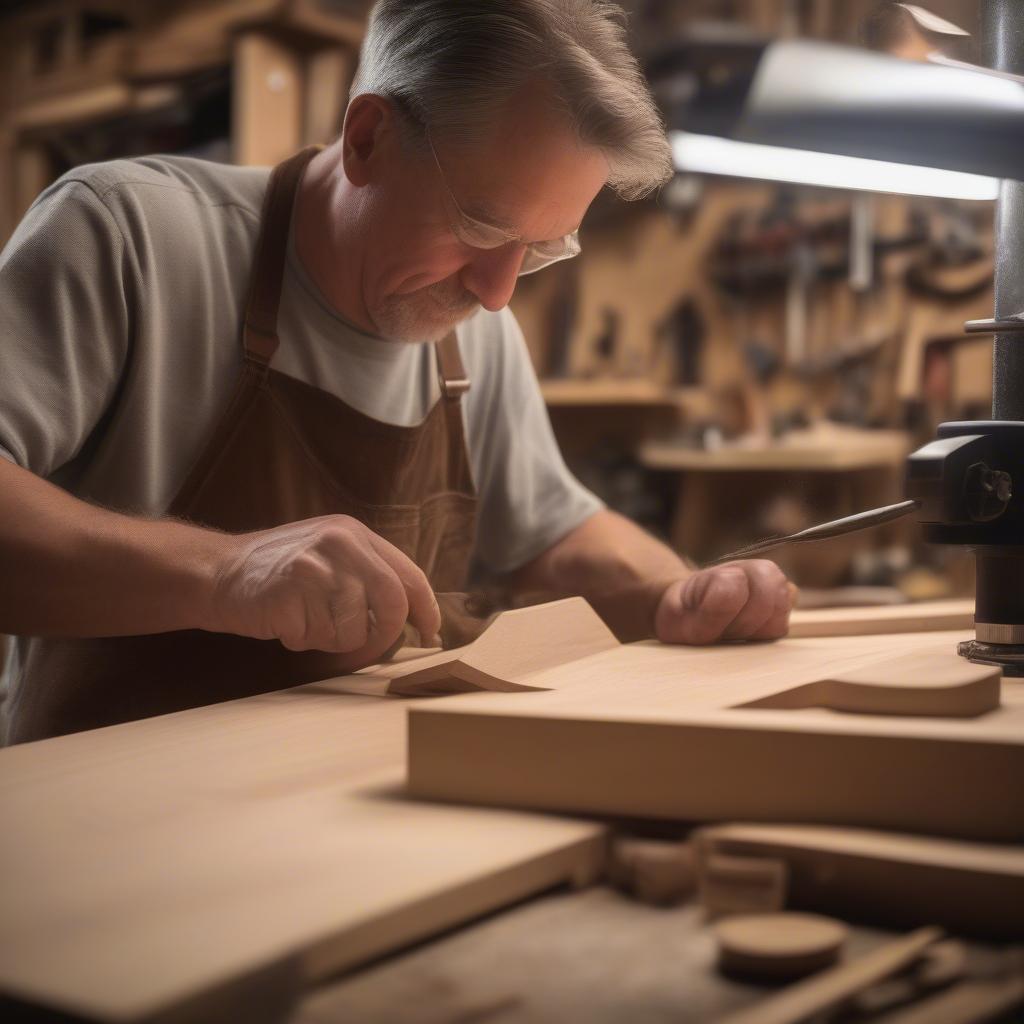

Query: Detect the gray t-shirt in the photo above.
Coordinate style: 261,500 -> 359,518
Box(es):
0,153 -> 600,571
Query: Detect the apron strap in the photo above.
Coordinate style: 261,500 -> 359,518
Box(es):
436,332 -> 471,400
243,145 -> 322,367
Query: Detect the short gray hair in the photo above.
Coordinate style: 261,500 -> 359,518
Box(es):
350,0 -> 673,200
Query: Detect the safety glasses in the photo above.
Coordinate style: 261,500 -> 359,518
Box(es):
424,129 -> 582,276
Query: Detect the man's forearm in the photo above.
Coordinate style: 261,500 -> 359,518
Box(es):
509,509 -> 693,641
0,458 -> 227,637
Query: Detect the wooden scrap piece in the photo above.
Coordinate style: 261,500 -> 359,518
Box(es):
737,651 -> 1001,718
876,972 -> 1024,1024
915,940 -> 970,991
698,853 -> 788,919
696,823 -> 1024,939
714,912 -> 848,982
718,926 -> 944,1024
371,597 -> 619,697
852,940 -> 969,1015
607,837 -> 698,906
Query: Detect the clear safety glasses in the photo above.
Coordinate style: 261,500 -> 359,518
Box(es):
424,130 -> 582,276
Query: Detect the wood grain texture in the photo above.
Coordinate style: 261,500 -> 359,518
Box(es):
0,684 -> 605,1023
407,629 -> 1024,840
696,823 -> 1024,939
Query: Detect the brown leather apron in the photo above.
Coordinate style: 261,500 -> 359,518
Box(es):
8,147 -> 484,744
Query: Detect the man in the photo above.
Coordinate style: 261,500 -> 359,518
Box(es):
0,0 -> 794,745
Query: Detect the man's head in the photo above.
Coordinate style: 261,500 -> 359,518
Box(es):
336,0 -> 672,342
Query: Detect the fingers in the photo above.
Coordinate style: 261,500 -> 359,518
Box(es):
747,579 -> 797,641
678,565 -> 751,644
329,539 -> 409,655
656,561 -> 795,646
363,530 -> 441,641
721,560 -> 791,641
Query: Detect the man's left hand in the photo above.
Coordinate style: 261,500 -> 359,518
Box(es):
654,560 -> 796,645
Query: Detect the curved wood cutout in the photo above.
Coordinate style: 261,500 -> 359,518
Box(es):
738,651 -> 1001,718
355,598 -> 619,697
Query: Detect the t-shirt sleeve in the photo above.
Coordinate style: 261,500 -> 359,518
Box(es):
0,178 -> 129,477
463,307 -> 604,575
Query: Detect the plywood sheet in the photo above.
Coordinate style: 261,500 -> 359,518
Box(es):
408,629 -> 1024,841
0,684 -> 605,1023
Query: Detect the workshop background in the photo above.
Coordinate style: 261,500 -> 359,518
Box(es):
0,0 -> 992,605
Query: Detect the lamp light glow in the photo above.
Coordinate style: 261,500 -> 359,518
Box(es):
671,130 -> 1000,201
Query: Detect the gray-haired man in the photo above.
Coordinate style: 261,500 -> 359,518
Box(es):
0,0 -> 794,744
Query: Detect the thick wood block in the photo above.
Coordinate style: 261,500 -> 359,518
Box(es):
407,617 -> 1024,841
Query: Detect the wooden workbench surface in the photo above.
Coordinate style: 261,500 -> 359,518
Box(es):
0,611 -> 1014,1022
0,679 -> 604,1022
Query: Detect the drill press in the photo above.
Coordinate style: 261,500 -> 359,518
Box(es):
907,1 -> 1024,674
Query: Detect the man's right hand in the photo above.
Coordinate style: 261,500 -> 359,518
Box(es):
210,515 -> 441,662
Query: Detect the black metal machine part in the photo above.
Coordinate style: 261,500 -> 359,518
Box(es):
904,0 -> 1024,673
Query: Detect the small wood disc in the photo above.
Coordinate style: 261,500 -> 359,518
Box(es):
714,912 -> 848,982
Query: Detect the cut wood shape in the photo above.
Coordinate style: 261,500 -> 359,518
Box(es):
351,597 -> 618,697
713,912 -> 849,981
736,651 -> 1001,718
407,630 -> 1024,841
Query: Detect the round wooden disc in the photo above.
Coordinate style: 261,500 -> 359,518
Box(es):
714,912 -> 848,982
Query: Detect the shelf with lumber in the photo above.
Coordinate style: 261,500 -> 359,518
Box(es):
0,0 -> 367,242
540,378 -> 691,408
640,422 -> 911,473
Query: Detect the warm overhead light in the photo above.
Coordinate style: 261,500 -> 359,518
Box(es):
897,3 -> 969,37
671,131 -> 1000,201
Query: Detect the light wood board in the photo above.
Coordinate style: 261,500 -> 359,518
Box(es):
696,823 -> 1024,939
407,604 -> 1023,841
788,599 -> 975,638
0,684 -> 605,1023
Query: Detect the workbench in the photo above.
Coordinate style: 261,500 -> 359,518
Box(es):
0,609 -> 1018,1023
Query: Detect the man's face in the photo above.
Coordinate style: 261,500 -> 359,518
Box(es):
362,85 -> 609,342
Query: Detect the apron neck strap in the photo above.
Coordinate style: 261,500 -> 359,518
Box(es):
436,332 -> 470,401
243,146 -> 321,367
